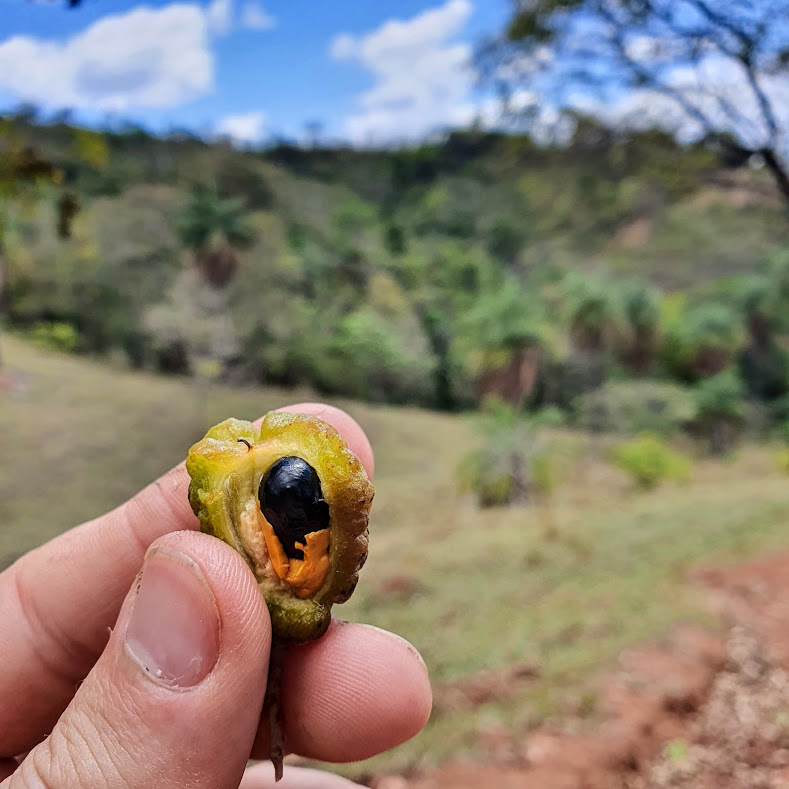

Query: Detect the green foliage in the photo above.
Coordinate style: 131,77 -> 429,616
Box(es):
768,395 -> 789,440
485,219 -> 526,263
693,369 -> 746,455
694,369 -> 744,423
612,434 -> 691,490
774,448 -> 789,476
618,278 -> 661,336
383,222 -> 407,256
177,182 -> 253,251
662,302 -> 742,381
766,247 -> 789,309
457,275 -> 557,376
457,399 -> 563,508
576,381 -> 697,437
318,308 -> 434,404
614,278 -> 662,374
214,155 -> 273,210
3,112 -> 789,413
665,740 -> 690,763
176,183 -> 254,288
29,321 -> 80,353
562,272 -> 613,352
738,274 -> 778,329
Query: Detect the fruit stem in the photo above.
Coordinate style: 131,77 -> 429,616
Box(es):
265,637 -> 287,781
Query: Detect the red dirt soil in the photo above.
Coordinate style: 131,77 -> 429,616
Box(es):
372,551 -> 789,789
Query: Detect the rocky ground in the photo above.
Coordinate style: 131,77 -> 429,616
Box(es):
372,552 -> 789,789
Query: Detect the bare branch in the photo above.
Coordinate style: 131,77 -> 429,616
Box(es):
686,0 -> 781,143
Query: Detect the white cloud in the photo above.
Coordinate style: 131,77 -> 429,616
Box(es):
206,0 -> 233,35
330,0 -> 477,143
0,4 -> 213,111
216,110 -> 266,145
241,2 -> 276,31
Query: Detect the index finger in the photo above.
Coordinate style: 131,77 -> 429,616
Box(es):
0,403 -> 374,756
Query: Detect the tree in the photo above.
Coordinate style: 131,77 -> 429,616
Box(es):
563,273 -> 613,354
169,183 -> 253,381
459,276 -> 556,408
736,274 -> 789,400
663,302 -> 742,381
559,272 -> 616,403
615,278 -> 661,375
388,241 -> 489,410
0,134 -> 74,369
176,183 -> 253,290
485,0 -> 789,206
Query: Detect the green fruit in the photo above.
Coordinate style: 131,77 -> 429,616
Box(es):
187,411 -> 374,642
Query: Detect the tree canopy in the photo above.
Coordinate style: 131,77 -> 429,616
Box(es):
485,0 -> 789,204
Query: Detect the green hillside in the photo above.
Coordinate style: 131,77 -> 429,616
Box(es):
6,336 -> 789,777
3,113 -> 789,415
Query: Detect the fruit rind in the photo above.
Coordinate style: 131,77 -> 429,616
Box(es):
186,412 -> 373,642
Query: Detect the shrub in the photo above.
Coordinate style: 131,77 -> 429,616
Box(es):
662,302 -> 742,381
457,400 -> 563,508
575,380 -> 697,436
693,369 -> 745,455
612,434 -> 691,490
775,448 -> 789,476
457,451 -> 517,508
769,396 -> 789,442
317,308 -> 435,405
29,321 -> 80,353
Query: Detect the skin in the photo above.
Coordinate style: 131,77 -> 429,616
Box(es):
0,403 -> 432,789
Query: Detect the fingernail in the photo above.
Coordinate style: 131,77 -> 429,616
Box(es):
125,547 -> 220,687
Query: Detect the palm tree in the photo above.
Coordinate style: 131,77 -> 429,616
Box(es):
563,273 -> 612,354
460,276 -> 556,409
616,278 -> 661,376
172,184 -> 254,385
664,303 -> 742,381
560,273 -> 614,402
177,183 -> 253,289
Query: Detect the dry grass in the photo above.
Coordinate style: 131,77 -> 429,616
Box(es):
4,335 -> 789,778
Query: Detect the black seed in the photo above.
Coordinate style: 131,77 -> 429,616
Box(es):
259,457 -> 330,560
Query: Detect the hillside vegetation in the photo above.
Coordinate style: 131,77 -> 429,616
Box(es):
3,112 -> 789,418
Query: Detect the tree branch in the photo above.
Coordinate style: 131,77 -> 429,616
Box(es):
597,3 -> 718,135
687,0 -> 781,143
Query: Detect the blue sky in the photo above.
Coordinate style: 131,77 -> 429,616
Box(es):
0,0 -> 510,144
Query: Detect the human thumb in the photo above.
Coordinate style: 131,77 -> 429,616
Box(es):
5,531 -> 271,789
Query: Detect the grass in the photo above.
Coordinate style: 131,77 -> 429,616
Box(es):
5,335 -> 789,778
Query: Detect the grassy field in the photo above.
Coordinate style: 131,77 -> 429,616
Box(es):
4,335 -> 789,778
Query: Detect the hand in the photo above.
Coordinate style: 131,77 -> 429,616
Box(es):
0,403 -> 432,788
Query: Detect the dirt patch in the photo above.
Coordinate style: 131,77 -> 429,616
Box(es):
634,626 -> 789,789
375,627 -> 724,789
613,217 -> 655,249
697,552 -> 789,671
432,661 -> 541,714
374,551 -> 789,789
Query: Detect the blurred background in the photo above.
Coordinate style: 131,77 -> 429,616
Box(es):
3,0 -> 789,785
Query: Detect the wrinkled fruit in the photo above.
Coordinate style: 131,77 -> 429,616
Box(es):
186,412 -> 374,642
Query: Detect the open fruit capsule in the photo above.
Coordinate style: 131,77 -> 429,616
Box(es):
186,411 -> 374,642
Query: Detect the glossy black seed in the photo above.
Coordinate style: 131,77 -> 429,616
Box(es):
259,457 -> 330,560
